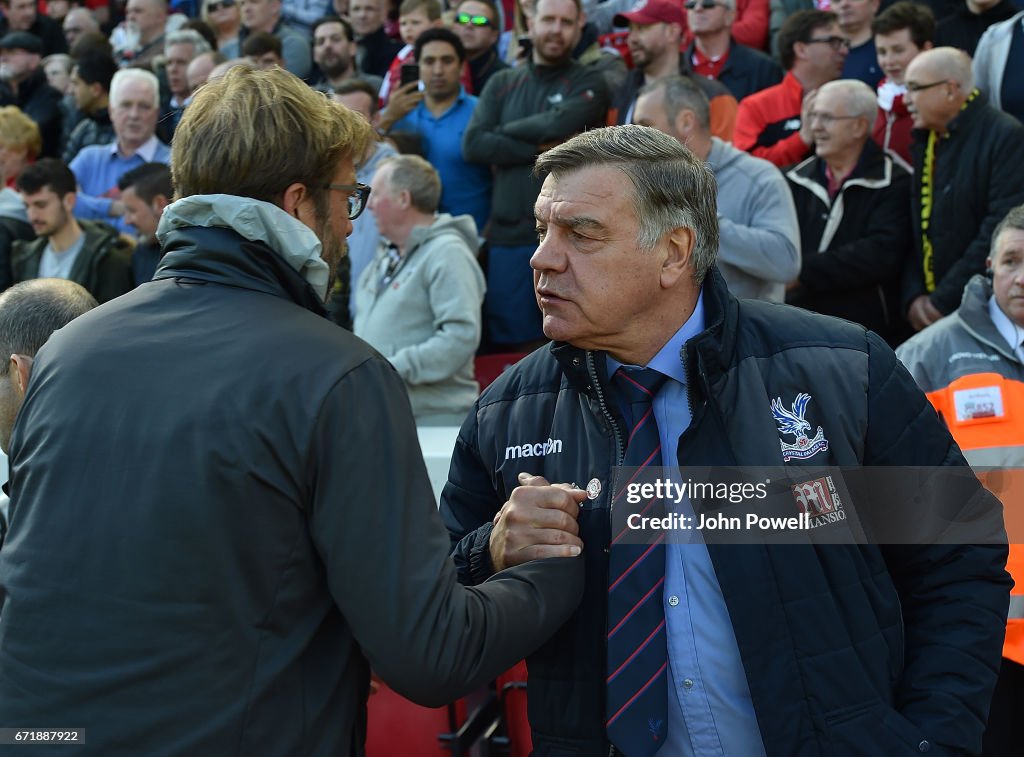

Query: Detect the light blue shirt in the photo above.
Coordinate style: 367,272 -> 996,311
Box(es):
608,292 -> 766,757
69,136 -> 172,233
393,90 -> 491,234
989,295 -> 1024,364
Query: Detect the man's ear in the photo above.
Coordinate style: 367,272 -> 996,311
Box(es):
11,354 -> 33,397
152,193 -> 171,215
661,226 -> 696,289
281,182 -> 310,221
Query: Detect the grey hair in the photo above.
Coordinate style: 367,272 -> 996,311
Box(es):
109,68 -> 161,109
990,205 -> 1024,260
380,154 -> 442,213
165,29 -> 213,56
817,78 -> 877,120
0,279 -> 97,377
640,75 -> 711,134
534,125 -> 719,282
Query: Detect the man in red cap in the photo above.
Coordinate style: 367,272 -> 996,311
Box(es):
608,0 -> 738,141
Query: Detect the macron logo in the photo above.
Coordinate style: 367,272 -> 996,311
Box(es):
505,438 -> 563,460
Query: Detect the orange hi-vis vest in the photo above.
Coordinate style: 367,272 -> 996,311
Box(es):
926,372 -> 1024,665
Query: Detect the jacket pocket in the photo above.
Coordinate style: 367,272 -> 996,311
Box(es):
825,701 -> 929,755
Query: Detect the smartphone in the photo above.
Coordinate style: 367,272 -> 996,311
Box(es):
400,63 -> 420,87
518,35 -> 532,58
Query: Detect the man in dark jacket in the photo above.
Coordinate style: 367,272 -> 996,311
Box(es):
11,158 -> 133,303
462,0 -> 608,349
786,78 -> 912,345
441,125 -> 1010,756
0,31 -> 63,157
904,46 -> 1024,330
0,0 -> 68,57
685,0 -> 783,101
0,66 -> 584,755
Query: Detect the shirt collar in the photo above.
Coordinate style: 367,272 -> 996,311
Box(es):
109,134 -> 161,161
606,291 -> 706,385
989,294 -> 1024,362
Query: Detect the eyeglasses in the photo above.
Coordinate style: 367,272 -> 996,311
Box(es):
683,0 -> 728,8
808,111 -> 862,126
455,12 -> 493,27
905,79 -> 949,93
206,0 -> 236,11
328,183 -> 371,220
805,35 -> 850,50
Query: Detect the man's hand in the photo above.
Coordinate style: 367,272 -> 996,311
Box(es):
798,89 -> 818,147
378,82 -> 423,133
908,294 -> 943,331
489,472 -> 586,572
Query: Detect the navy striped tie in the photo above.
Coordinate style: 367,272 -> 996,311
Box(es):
607,366 -> 669,755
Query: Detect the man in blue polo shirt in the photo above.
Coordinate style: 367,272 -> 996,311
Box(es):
69,67 -> 171,234
380,27 -> 491,233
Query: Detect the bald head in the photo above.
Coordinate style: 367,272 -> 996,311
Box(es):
907,46 -> 973,91
0,278 -> 97,454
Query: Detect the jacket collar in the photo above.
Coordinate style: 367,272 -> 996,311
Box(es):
156,194 -> 330,300
956,274 -> 1022,364
786,140 -> 893,207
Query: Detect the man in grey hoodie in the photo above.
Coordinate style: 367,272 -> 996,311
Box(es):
634,74 -> 801,302
355,154 -> 485,424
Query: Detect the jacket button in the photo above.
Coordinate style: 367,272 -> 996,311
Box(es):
668,595 -> 680,607
917,741 -> 930,753
683,678 -> 694,689
572,357 -> 581,366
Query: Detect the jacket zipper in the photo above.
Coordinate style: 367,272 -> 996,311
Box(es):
587,351 -> 623,757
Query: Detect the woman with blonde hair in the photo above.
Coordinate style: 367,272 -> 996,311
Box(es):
0,107 -> 42,188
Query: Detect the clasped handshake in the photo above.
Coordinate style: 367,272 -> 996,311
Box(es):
489,472 -> 587,571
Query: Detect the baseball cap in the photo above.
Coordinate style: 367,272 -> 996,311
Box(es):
614,0 -> 686,27
0,32 -> 43,55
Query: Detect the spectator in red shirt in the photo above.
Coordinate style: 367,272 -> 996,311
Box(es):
734,9 -> 846,167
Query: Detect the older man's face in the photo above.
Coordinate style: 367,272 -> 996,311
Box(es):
111,78 -> 159,150
904,56 -> 958,132
992,228 -> 1024,328
530,166 -> 671,353
809,86 -> 867,163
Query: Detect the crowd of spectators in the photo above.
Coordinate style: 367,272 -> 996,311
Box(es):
0,0 -> 1023,413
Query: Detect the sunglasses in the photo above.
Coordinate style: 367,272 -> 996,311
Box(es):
683,0 -> 728,9
206,0 -> 236,11
328,183 -> 371,220
455,12 -> 493,27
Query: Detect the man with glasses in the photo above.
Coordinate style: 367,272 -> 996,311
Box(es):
903,46 -> 1024,332
785,78 -> 912,345
452,0 -> 507,95
685,0 -> 782,101
0,66 -> 584,753
735,8 -> 847,167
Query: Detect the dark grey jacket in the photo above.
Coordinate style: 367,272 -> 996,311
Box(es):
442,269 -> 1009,756
0,224 -> 583,755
